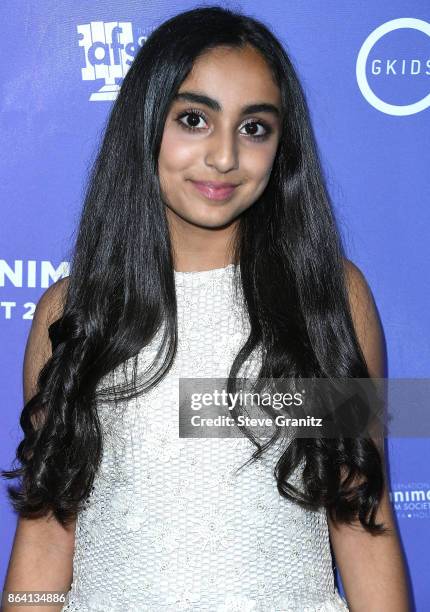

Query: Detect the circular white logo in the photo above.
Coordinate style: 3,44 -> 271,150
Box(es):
356,18 -> 430,116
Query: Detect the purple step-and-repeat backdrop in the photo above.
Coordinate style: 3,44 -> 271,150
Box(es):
1,1 -> 429,608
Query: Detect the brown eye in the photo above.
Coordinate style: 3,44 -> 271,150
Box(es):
184,113 -> 204,128
175,109 -> 208,131
239,118 -> 272,141
245,123 -> 259,135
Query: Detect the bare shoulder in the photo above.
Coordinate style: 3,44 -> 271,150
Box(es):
23,277 -> 70,405
34,276 -> 70,327
342,257 -> 377,324
341,258 -> 386,378
343,258 -> 371,299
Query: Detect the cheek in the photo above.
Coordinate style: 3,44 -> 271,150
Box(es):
243,145 -> 277,183
158,129 -> 197,176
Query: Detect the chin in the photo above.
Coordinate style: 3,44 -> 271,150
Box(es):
188,212 -> 239,230
168,202 -> 239,229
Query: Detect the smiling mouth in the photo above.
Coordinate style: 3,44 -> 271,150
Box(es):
189,180 -> 238,201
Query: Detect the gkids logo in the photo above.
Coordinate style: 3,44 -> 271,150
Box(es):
77,21 -> 147,101
356,18 -> 430,116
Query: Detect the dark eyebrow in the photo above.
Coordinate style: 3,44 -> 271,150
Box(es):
173,90 -> 281,118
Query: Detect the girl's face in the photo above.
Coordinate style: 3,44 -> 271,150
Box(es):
158,44 -> 282,230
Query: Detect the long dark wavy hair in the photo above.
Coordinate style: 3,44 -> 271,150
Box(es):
2,5 -> 388,535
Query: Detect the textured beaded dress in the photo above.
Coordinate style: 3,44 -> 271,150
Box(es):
61,263 -> 349,612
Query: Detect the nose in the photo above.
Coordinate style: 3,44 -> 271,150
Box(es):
204,127 -> 239,174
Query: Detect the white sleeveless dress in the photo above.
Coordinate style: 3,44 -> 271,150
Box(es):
61,263 -> 349,612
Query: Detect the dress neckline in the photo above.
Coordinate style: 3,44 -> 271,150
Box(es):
173,262 -> 240,287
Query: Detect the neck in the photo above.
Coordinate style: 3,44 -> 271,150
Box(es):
166,207 -> 239,272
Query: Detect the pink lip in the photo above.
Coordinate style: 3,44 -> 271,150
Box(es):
190,180 -> 238,201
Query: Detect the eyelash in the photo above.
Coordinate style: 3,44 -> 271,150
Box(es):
174,107 -> 273,141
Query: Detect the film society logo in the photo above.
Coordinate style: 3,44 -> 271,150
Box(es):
0,260 -> 69,321
77,21 -> 150,101
391,482 -> 430,520
356,18 -> 430,115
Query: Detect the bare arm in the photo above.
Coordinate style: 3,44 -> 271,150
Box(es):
2,278 -> 76,612
326,260 -> 411,611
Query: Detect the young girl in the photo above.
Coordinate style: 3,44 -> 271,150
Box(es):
2,6 -> 410,612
